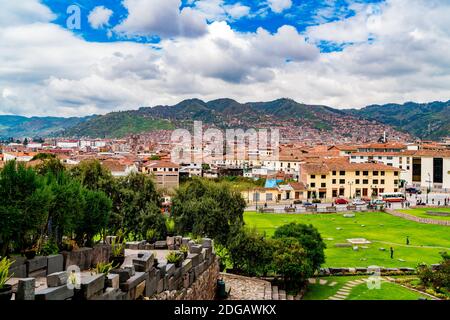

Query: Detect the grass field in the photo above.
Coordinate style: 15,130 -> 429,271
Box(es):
244,211 -> 450,268
303,276 -> 428,300
398,208 -> 450,221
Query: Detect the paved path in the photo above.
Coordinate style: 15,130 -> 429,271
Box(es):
327,279 -> 367,300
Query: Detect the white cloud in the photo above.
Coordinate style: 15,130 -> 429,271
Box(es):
88,6 -> 113,29
268,0 -> 293,14
2,0 -> 450,117
0,0 -> 55,27
191,0 -> 251,21
114,0 -> 207,38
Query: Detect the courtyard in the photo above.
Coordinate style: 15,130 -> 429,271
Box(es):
244,211 -> 450,268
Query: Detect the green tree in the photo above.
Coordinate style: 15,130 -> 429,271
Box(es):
272,238 -> 314,288
172,178 -> 246,244
273,222 -> 326,270
70,159 -> 115,195
35,158 -> 66,176
74,188 -> 111,247
0,161 -> 52,255
110,173 -> 163,239
227,227 -> 273,276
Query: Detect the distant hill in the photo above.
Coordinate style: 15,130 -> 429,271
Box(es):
2,99 -> 448,140
346,100 -> 450,140
0,115 -> 90,139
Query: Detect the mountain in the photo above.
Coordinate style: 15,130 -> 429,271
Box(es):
0,115 -> 90,139
346,100 -> 450,140
63,98 -> 392,138
2,98 -> 449,140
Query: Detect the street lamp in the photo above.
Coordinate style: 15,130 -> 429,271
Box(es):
426,173 -> 432,204
348,181 -> 354,199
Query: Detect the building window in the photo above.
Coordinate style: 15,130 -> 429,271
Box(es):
360,156 -> 364,159
332,189 -> 338,197
363,179 -> 369,184
356,171 -> 360,176
266,193 -> 273,201
381,171 -> 385,176
311,175 -> 316,179
351,156 -> 356,159
355,179 -> 360,184
310,183 -> 316,188
433,158 -> 443,184
339,179 -> 345,184
387,156 -> 393,160
340,171 -> 345,176
332,179 -> 337,184
373,179 -> 379,184
394,180 -> 399,185
380,179 -> 385,184
321,183 -> 326,188
363,171 -> 369,176
321,175 -> 326,179
332,171 -> 337,176
394,171 -> 399,176
373,171 -> 379,176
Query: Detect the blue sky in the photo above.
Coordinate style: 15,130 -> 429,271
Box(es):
1,0 -> 450,116
41,0 -> 383,48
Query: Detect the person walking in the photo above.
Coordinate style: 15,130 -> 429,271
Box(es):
406,236 -> 410,245
390,247 -> 394,259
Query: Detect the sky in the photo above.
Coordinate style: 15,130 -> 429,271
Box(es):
0,0 -> 450,117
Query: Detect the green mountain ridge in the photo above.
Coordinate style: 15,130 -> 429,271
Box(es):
1,99 -> 449,140
345,100 -> 450,140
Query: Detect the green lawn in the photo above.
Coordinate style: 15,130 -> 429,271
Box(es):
244,211 -> 450,268
303,276 -> 429,300
398,208 -> 450,221
347,281 -> 428,300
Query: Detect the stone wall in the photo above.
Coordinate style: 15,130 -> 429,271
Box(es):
151,258 -> 220,300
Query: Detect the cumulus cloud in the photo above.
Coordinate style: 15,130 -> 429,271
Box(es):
114,0 -> 207,38
88,6 -> 113,29
268,0 -> 293,14
2,0 -> 450,117
190,0 -> 251,21
0,0 -> 55,27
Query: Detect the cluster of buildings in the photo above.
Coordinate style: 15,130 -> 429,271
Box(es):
1,135 -> 449,206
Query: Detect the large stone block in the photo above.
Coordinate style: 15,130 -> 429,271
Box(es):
157,263 -> 167,275
10,256 -> 27,269
181,237 -> 191,246
133,252 -> 154,272
187,253 -> 200,267
92,244 -> 112,266
16,278 -> 35,300
154,241 -> 167,249
135,281 -> 146,299
190,245 -> 203,254
75,274 -> 105,300
47,271 -> 68,288
145,276 -> 158,297
26,256 -> 47,274
9,264 -> 27,278
157,278 -> 164,294
106,273 -> 119,289
92,287 -> 122,300
29,269 -> 47,278
120,272 -> 147,291
181,259 -> 192,274
35,285 -> 74,300
165,263 -> 175,277
47,254 -> 64,274
62,248 -> 93,271
110,268 -> 132,283
202,238 -> 213,248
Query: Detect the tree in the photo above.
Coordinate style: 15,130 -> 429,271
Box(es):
227,227 -> 273,276
110,173 -> 163,239
272,238 -> 314,288
35,158 -> 66,176
273,222 -> 326,270
74,188 -> 111,247
0,161 -> 52,255
171,178 -> 246,244
70,159 -> 115,195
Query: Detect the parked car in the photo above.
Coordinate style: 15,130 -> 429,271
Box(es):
352,199 -> 367,206
371,199 -> 386,206
334,198 -> 349,205
293,200 -> 303,204
406,187 -> 422,194
303,202 -> 314,207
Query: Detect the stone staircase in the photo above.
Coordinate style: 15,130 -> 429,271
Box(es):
268,285 -> 300,300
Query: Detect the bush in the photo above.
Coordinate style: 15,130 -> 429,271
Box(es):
227,227 -> 273,276
39,240 -> 59,256
273,223 -> 326,270
0,257 -> 14,289
272,238 -> 314,288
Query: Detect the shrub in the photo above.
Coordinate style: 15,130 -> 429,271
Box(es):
0,257 -> 14,289
273,223 -> 326,270
94,261 -> 114,276
39,240 -> 59,256
227,227 -> 273,276
166,251 -> 183,266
